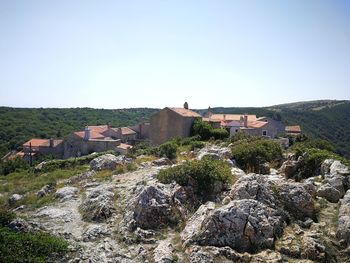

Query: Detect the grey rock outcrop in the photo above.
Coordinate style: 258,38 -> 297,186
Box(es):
317,184 -> 342,203
181,199 -> 284,252
80,184 -> 115,222
55,186 -> 79,201
36,184 -> 55,198
279,159 -> 299,178
123,183 -> 184,231
153,240 -> 174,263
230,174 -> 277,208
337,190 -> 350,245
197,145 -> 231,160
82,224 -> 110,241
8,218 -> 33,233
330,160 -> 350,176
90,154 -> 127,171
278,182 -> 315,219
8,194 -> 23,206
152,157 -> 172,166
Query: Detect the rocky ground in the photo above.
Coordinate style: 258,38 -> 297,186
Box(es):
8,148 -> 350,262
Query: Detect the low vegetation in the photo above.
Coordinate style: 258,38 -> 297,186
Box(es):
191,119 -> 229,140
231,138 -> 282,173
0,209 -> 68,263
157,158 -> 233,197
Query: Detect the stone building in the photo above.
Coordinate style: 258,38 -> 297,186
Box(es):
17,138 -> 64,162
150,103 -> 202,145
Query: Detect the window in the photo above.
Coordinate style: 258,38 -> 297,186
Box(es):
262,130 -> 267,136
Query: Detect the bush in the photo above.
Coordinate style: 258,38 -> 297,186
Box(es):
232,139 -> 282,173
0,157 -> 29,176
0,226 -> 68,262
191,119 -> 229,141
156,141 -> 178,159
157,158 -> 233,197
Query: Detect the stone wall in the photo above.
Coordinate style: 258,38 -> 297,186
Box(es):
150,108 -> 200,145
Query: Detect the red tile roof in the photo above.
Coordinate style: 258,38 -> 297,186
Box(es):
209,114 -> 257,122
88,125 -> 109,133
169,108 -> 202,117
23,139 -> 63,148
74,131 -> 105,139
247,121 -> 268,129
111,127 -> 137,135
117,143 -> 133,150
285,125 -> 301,133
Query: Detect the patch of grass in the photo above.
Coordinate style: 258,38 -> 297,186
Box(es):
0,165 -> 89,196
17,193 -> 56,209
94,170 -> 113,182
0,226 -> 68,263
135,155 -> 157,164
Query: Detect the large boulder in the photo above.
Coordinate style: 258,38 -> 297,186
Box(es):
80,184 -> 115,222
330,160 -> 350,176
90,154 -> 126,171
317,171 -> 348,203
123,183 -> 184,231
230,174 -> 277,208
337,190 -> 350,245
197,145 -> 232,160
8,194 -> 23,206
7,218 -> 33,233
317,184 -> 342,203
279,160 -> 299,179
55,186 -> 79,201
181,199 -> 284,252
278,182 -> 315,219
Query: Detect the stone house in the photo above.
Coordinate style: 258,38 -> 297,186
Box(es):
17,138 -> 64,162
63,126 -> 132,158
285,125 -> 302,135
150,103 -> 202,145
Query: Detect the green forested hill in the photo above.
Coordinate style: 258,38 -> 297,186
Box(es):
0,100 -> 349,159
0,107 -> 158,157
206,100 -> 350,158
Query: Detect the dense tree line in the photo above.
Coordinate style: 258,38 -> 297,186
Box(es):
0,107 -> 158,158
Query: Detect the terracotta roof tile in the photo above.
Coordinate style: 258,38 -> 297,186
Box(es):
210,114 -> 257,122
23,139 -> 63,148
117,143 -> 133,150
74,131 -> 105,139
285,125 -> 301,133
88,125 -> 109,133
247,121 -> 268,129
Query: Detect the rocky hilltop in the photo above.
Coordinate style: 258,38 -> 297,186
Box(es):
4,144 -> 350,263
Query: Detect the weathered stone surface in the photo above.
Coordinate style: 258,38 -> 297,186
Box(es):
231,167 -> 246,178
278,182 -> 315,219
55,186 -> 79,201
337,190 -> 350,245
8,218 -> 33,233
302,177 -> 318,196
80,184 -> 115,222
321,159 -> 335,175
90,154 -> 126,171
123,183 -> 183,231
65,171 -> 96,185
8,194 -> 23,206
230,174 -> 277,208
330,160 -> 350,176
153,240 -> 174,263
279,159 -> 299,178
82,224 -> 110,241
152,157 -> 172,166
250,250 -> 283,263
36,184 -> 55,198
188,245 -> 242,263
181,199 -> 284,252
317,183 -> 342,203
197,145 -> 231,160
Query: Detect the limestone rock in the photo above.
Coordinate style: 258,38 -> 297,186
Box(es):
317,184 -> 342,203
7,218 -> 33,233
230,174 -> 277,208
278,182 -> 315,219
197,145 -> 231,160
321,159 -> 335,175
8,194 -> 23,206
337,190 -> 350,245
80,184 -> 115,222
231,167 -> 246,178
123,183 -> 183,231
181,199 -> 284,252
279,159 -> 299,178
37,184 -> 55,198
55,186 -> 79,201
330,160 -> 350,176
152,157 -> 172,166
82,224 -> 110,241
153,240 -> 174,263
90,154 -> 126,171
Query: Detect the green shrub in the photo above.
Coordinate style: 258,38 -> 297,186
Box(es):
156,141 -> 178,159
232,139 -> 282,172
189,141 -> 205,150
0,157 -> 29,176
0,226 -> 68,263
157,158 -> 233,197
191,119 -> 229,141
0,209 -> 15,227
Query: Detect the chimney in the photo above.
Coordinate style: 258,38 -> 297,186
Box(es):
244,114 -> 248,128
84,126 -> 90,141
49,138 -> 54,148
223,114 -> 226,121
184,102 -> 189,109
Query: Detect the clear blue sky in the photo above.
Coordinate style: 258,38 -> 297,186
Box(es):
0,0 -> 349,109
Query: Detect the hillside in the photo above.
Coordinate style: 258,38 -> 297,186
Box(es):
0,107 -> 158,158
0,100 -> 349,159
203,100 -> 350,158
